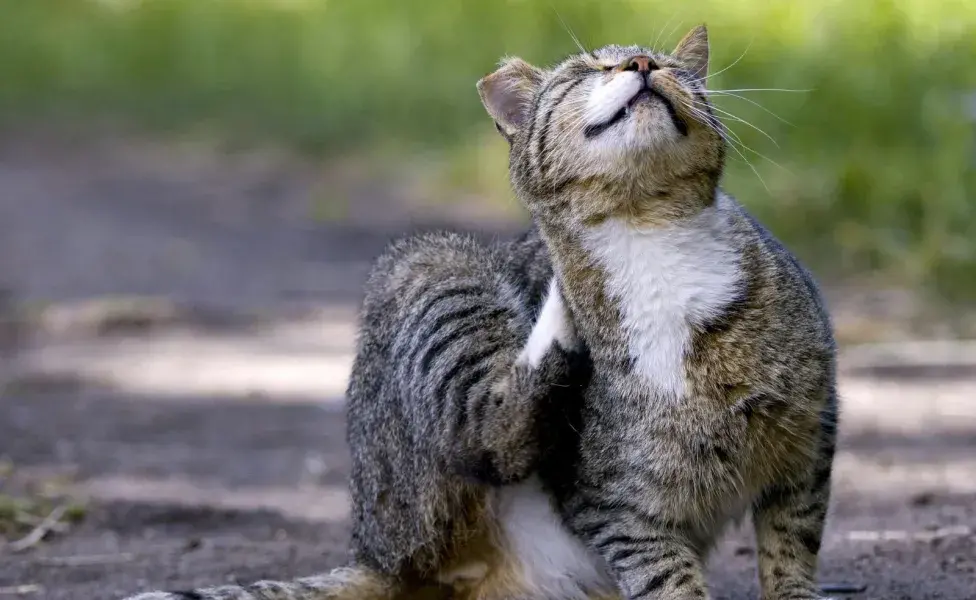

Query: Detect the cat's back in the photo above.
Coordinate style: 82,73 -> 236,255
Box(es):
344,227 -> 549,576
348,228 -> 546,406
346,229 -> 535,471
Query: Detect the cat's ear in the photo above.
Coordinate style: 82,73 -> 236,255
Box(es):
673,24 -> 709,81
477,57 -> 544,140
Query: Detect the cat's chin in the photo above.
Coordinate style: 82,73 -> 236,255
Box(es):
586,123 -> 680,166
589,108 -> 684,163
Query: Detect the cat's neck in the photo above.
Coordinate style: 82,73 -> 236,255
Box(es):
544,192 -> 744,399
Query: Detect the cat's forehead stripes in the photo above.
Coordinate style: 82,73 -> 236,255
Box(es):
592,45 -> 653,60
552,45 -> 682,71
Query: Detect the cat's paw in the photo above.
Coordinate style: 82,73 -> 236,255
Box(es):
517,278 -> 579,368
469,345 -> 589,485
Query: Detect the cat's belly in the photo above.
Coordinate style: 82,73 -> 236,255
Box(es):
496,477 -> 613,600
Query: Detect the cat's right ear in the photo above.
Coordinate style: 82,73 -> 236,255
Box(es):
477,57 -> 544,141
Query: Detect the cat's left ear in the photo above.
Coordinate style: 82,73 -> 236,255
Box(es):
477,57 -> 544,140
673,24 -> 709,81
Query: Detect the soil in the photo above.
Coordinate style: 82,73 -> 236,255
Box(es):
0,133 -> 973,600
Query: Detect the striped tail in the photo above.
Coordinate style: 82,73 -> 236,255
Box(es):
123,565 -> 447,600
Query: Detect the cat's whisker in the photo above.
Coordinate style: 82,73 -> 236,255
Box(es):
651,11 -> 680,52
677,100 -> 729,138
707,91 -> 793,127
683,111 -> 748,165
676,98 -> 769,192
693,110 -> 790,175
688,100 -> 779,147
700,39 -> 753,84
664,19 -> 686,50
682,98 -> 786,173
552,113 -> 592,146
550,4 -> 588,55
726,141 -> 769,192
707,88 -> 813,94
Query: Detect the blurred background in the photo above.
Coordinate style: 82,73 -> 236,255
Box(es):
0,1 -> 974,599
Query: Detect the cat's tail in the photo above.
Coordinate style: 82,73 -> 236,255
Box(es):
123,565 -> 448,600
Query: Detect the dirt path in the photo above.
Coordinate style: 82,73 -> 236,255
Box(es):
0,135 -> 973,600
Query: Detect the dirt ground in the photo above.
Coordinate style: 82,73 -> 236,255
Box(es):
0,134 -> 973,600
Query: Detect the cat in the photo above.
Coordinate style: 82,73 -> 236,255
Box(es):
122,24 -> 839,600
477,24 -> 838,600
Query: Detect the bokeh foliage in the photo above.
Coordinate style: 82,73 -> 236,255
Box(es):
0,0 -> 973,298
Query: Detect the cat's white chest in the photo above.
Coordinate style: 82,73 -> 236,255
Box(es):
580,211 -> 742,399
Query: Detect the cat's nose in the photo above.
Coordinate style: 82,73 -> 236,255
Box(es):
622,55 -> 657,73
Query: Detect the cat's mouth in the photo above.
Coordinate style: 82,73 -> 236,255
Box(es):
583,86 -> 688,139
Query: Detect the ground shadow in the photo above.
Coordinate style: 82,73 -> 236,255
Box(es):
0,375 -> 973,599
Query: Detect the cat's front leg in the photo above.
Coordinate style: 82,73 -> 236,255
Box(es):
452,278 -> 588,485
568,507 -> 712,600
516,277 -> 580,367
753,404 -> 837,600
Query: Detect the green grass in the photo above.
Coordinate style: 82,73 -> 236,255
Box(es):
0,0 -> 974,300
0,459 -> 87,549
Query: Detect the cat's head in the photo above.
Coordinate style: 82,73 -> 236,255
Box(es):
478,25 -> 725,225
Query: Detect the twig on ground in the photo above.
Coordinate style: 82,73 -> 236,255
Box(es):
7,503 -> 67,552
14,512 -> 70,532
847,524 -> 973,543
0,584 -> 43,596
37,552 -> 134,566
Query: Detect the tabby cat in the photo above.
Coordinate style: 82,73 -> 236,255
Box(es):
123,24 -> 838,600
478,24 -> 839,600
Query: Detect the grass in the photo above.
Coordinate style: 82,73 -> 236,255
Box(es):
0,459 -> 87,552
0,0 -> 973,300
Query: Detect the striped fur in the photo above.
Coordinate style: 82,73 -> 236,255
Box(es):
479,25 -> 838,600
122,25 -> 838,600
120,228 -> 594,600
346,230 -> 588,576
124,568 -> 409,600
